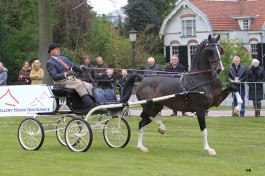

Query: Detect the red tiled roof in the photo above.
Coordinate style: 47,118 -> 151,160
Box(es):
188,0 -> 265,31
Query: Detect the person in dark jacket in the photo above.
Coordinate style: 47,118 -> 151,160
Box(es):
165,55 -> 187,116
227,56 -> 247,117
144,57 -> 161,77
119,69 -> 128,86
18,60 -> 31,85
79,55 -> 94,84
94,56 -> 108,80
247,59 -> 265,117
46,43 -> 93,108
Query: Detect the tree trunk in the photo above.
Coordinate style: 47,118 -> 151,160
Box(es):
38,0 -> 52,84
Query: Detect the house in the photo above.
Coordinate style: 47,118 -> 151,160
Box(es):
159,0 -> 265,70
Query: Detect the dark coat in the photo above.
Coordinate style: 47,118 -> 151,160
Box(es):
144,65 -> 161,77
119,76 -> 128,87
18,67 -> 31,85
165,63 -> 186,77
79,64 -> 94,83
94,63 -> 108,80
247,66 -> 265,100
227,64 -> 247,90
46,56 -> 82,81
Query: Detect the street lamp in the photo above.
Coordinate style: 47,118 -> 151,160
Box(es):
129,29 -> 137,69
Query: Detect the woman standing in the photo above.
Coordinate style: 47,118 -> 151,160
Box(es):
0,62 -> 8,85
29,59 -> 44,84
247,59 -> 265,117
18,60 -> 31,85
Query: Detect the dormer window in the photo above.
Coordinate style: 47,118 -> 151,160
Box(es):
243,19 -> 249,30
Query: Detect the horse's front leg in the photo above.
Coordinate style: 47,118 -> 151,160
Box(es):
197,111 -> 217,156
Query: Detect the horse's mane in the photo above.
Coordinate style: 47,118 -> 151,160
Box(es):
190,39 -> 208,70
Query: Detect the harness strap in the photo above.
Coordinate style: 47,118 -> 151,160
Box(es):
187,80 -> 214,91
87,72 -> 96,86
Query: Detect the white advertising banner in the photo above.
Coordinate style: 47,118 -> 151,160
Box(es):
0,85 -> 54,117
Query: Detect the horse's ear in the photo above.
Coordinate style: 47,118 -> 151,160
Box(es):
208,34 -> 212,41
216,34 -> 220,42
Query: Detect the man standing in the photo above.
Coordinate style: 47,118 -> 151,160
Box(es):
144,57 -> 160,77
94,56 -> 108,80
165,55 -> 187,116
227,56 -> 247,117
46,43 -> 94,108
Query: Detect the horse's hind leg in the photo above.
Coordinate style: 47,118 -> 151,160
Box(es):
196,110 -> 217,156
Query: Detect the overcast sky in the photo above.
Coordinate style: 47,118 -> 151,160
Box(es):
87,0 -> 127,14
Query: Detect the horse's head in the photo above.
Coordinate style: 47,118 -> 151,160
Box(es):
205,34 -> 224,74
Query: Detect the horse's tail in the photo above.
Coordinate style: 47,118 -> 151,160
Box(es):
119,73 -> 145,103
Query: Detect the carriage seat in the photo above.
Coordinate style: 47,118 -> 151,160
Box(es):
51,85 -> 95,115
51,86 -> 77,98
93,79 -> 118,104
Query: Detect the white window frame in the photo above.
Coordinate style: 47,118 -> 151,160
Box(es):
182,19 -> 196,37
171,46 -> 179,56
250,43 -> 258,55
243,19 -> 249,30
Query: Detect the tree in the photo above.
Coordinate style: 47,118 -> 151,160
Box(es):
124,0 -> 161,34
53,0 -> 92,50
150,0 -> 178,20
38,0 -> 52,84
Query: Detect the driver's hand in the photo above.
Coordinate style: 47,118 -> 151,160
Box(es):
66,70 -> 74,76
81,66 -> 87,70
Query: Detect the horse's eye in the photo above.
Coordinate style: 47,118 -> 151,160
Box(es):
220,47 -> 224,55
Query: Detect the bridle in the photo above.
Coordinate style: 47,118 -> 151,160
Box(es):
206,42 -> 224,72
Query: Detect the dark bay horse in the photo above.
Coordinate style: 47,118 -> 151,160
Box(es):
135,34 -> 239,155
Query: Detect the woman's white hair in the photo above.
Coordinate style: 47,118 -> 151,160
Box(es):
251,58 -> 259,66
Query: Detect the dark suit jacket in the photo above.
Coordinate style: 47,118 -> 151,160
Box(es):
46,56 -> 82,81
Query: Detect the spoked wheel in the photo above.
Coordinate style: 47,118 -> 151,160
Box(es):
65,118 -> 93,152
103,116 -> 131,148
56,115 -> 76,146
18,117 -> 44,150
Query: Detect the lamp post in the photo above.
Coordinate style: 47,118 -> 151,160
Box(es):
129,29 -> 137,69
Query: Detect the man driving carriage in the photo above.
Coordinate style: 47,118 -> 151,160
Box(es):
46,43 -> 94,108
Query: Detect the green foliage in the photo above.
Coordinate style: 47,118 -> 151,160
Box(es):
127,0 -> 178,20
124,0 -> 161,34
218,38 -> 252,82
149,0 -> 178,19
53,0 -> 92,49
137,23 -> 164,55
0,0 -> 38,84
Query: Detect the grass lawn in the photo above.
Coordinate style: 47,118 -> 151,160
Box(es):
0,116 -> 264,176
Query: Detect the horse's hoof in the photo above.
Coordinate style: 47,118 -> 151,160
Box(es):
158,128 -> 165,134
207,149 -> 217,156
138,146 -> 148,153
233,108 -> 240,116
